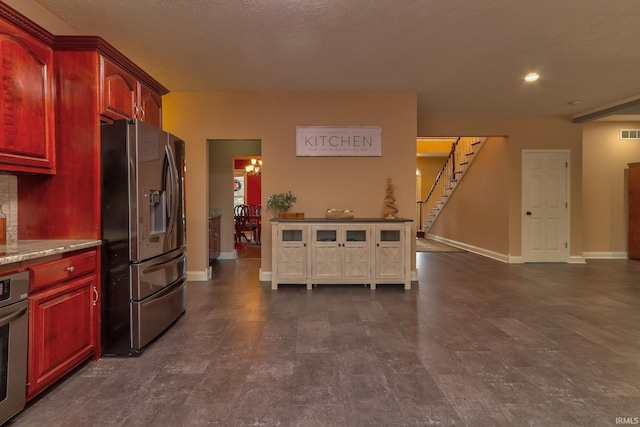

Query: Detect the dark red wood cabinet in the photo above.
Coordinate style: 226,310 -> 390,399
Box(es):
26,248 -> 100,402
0,15 -> 55,174
101,56 -> 162,128
18,36 -> 168,240
0,1 -> 167,403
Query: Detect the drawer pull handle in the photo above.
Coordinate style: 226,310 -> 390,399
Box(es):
66,266 -> 75,273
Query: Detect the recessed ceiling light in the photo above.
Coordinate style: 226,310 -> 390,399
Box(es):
568,100 -> 581,105
524,73 -> 540,82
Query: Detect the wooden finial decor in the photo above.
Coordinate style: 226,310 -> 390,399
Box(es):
381,176 -> 398,219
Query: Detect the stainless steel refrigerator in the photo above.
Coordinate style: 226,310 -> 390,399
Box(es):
101,119 -> 187,356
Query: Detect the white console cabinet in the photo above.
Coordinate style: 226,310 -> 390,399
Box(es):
271,218 -> 412,290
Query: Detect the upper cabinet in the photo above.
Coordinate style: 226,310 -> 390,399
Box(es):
17,33 -> 168,240
101,56 -> 162,128
0,12 -> 55,174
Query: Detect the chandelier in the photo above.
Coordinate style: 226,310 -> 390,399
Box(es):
245,157 -> 262,175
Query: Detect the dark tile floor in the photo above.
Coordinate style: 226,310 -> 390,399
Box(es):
9,252 -> 640,426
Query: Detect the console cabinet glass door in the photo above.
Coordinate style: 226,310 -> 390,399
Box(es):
312,226 -> 340,280
375,225 -> 405,280
311,225 -> 371,281
276,225 -> 307,281
342,226 -> 371,280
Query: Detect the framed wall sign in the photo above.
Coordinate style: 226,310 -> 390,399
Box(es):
296,126 -> 382,157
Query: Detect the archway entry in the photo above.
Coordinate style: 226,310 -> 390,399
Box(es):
233,156 -> 262,258
207,139 -> 261,260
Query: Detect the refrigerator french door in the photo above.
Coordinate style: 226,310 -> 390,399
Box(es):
101,119 -> 187,356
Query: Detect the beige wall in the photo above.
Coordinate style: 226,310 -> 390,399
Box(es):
163,92 -> 417,279
583,121 -> 640,256
11,0 -> 636,265
418,115 -> 583,260
417,156 -> 447,201
428,137 -> 510,257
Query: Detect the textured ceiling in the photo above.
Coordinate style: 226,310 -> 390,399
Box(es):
32,0 -> 640,118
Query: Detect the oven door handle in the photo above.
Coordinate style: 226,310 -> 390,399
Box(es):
0,306 -> 27,328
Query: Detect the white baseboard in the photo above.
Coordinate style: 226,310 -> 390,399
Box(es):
426,235 -> 510,263
508,256 -> 524,264
583,251 -> 628,259
259,269 -> 272,282
188,268 -> 210,282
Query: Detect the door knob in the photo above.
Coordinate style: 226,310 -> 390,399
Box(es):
526,211 -> 532,216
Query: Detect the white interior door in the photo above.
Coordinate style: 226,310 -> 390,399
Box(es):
522,150 -> 569,262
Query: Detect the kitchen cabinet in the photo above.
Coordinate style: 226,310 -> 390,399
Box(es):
26,248 -> 100,401
271,219 -> 412,290
311,224 -> 371,284
0,9 -> 55,174
271,222 -> 308,289
101,56 -> 162,128
209,215 -> 221,262
18,36 -> 168,240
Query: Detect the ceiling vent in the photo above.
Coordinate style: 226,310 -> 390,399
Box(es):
620,129 -> 640,140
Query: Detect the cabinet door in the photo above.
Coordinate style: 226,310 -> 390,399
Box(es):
375,225 -> 405,280
342,226 -> 371,280
276,226 -> 307,281
138,82 -> 162,128
100,56 -> 136,120
0,24 -> 55,174
27,275 -> 97,401
312,225 -> 340,280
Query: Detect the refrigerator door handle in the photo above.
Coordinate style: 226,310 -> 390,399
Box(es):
141,276 -> 186,308
140,251 -> 186,275
164,144 -> 180,243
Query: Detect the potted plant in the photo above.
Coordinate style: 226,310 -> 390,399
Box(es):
267,191 -> 302,218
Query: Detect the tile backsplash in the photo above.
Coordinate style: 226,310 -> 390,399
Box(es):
0,174 -> 18,245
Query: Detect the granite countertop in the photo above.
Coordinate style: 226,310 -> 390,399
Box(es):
0,240 -> 102,266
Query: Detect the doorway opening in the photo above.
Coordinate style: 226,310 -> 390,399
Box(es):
207,139 -> 261,261
233,156 -> 262,257
416,136 -> 510,260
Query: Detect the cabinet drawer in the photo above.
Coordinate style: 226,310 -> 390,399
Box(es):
29,250 -> 97,293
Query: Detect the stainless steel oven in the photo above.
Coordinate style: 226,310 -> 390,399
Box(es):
0,271 -> 29,425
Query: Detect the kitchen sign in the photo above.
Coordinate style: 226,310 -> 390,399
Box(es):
296,126 -> 381,157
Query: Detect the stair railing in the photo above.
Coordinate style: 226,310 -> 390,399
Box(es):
417,137 -> 486,234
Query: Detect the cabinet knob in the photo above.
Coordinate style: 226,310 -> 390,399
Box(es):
93,286 -> 99,306
66,266 -> 75,273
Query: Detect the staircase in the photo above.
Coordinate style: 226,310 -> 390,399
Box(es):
417,137 -> 487,235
